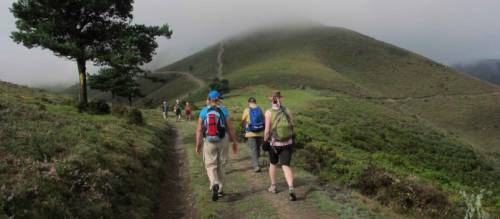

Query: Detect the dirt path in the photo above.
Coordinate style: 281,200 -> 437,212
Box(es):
154,127 -> 195,219
156,71 -> 207,100
217,42 -> 225,79
367,91 -> 500,102
230,151 -> 320,219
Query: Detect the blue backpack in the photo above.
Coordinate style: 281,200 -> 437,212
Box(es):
246,107 -> 264,132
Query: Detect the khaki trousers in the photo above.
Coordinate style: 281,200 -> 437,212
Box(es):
203,137 -> 229,191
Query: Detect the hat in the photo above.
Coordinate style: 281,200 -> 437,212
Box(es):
269,90 -> 283,98
208,90 -> 224,100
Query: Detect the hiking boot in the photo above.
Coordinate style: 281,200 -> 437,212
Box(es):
253,167 -> 261,172
289,190 -> 297,201
218,191 -> 225,198
211,184 -> 219,201
268,185 -> 277,194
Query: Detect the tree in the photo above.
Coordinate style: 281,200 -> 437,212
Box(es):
209,77 -> 230,94
114,73 -> 143,106
89,66 -> 143,105
89,23 -> 171,105
10,0 -> 172,106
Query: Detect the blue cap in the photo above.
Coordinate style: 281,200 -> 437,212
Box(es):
208,90 -> 224,100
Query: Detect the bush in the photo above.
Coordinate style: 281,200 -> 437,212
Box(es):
127,108 -> 144,125
141,98 -> 155,109
111,104 -> 128,117
87,99 -> 110,115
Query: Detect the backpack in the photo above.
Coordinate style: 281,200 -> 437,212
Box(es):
203,106 -> 226,142
271,106 -> 293,141
246,106 -> 264,132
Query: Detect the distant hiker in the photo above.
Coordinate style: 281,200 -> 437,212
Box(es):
264,91 -> 297,201
173,99 -> 182,122
196,91 -> 239,202
241,97 -> 265,172
185,102 -> 192,121
161,100 -> 169,121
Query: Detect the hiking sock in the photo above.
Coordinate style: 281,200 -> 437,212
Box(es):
212,184 -> 219,201
268,184 -> 277,193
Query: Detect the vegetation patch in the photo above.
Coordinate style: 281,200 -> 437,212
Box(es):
0,82 -> 174,218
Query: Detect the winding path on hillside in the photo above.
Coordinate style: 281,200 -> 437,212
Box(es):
367,91 -> 500,103
156,71 -> 207,101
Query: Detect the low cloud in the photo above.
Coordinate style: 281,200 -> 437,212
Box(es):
1,0 -> 500,85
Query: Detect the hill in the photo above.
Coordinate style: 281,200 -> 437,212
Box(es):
0,81 -> 175,218
161,24 -> 500,167
155,25 -> 500,216
454,59 -> 500,85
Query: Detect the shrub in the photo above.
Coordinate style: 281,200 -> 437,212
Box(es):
87,99 -> 110,115
461,189 -> 491,219
127,108 -> 144,125
111,104 -> 128,117
141,98 -> 155,109
355,164 -> 394,196
378,177 -> 457,218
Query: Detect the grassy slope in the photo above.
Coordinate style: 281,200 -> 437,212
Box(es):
156,24 -> 500,209
0,81 -> 174,218
218,86 -> 500,217
159,25 -> 500,171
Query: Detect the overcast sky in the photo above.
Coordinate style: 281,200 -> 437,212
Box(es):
1,0 -> 499,86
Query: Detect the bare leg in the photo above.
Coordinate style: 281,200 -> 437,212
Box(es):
269,163 -> 277,185
282,165 -> 294,188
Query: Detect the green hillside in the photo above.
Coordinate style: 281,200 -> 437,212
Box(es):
0,81 -> 174,218
160,24 -> 500,168
156,25 -> 500,216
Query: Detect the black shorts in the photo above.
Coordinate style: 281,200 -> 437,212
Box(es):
268,144 -> 293,166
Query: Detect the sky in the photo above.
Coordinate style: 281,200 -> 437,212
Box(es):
1,0 -> 499,86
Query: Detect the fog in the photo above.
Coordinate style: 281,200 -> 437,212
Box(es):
1,0 -> 500,86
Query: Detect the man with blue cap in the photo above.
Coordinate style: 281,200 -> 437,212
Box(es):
196,90 -> 239,201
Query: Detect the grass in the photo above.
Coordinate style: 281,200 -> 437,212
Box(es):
395,94 -> 500,169
210,86 -> 500,217
0,81 -> 175,218
154,25 -> 500,177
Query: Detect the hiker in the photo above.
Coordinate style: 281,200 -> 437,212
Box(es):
264,91 -> 297,201
196,90 -> 239,201
161,100 -> 169,121
173,99 -> 182,122
241,97 -> 265,172
185,102 -> 192,121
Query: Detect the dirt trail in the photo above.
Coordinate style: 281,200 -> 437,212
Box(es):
217,42 -> 224,79
154,128 -> 195,219
368,91 -> 500,102
230,151 -> 320,219
156,71 -> 206,100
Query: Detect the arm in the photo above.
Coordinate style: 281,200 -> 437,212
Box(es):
226,117 -> 239,154
264,110 -> 272,142
241,108 -> 248,131
226,117 -> 239,144
286,108 -> 293,126
195,118 -> 204,153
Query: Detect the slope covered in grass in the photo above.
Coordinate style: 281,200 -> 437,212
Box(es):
217,86 -> 500,217
0,81 -> 174,218
157,25 -> 500,211
162,25 -> 498,98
